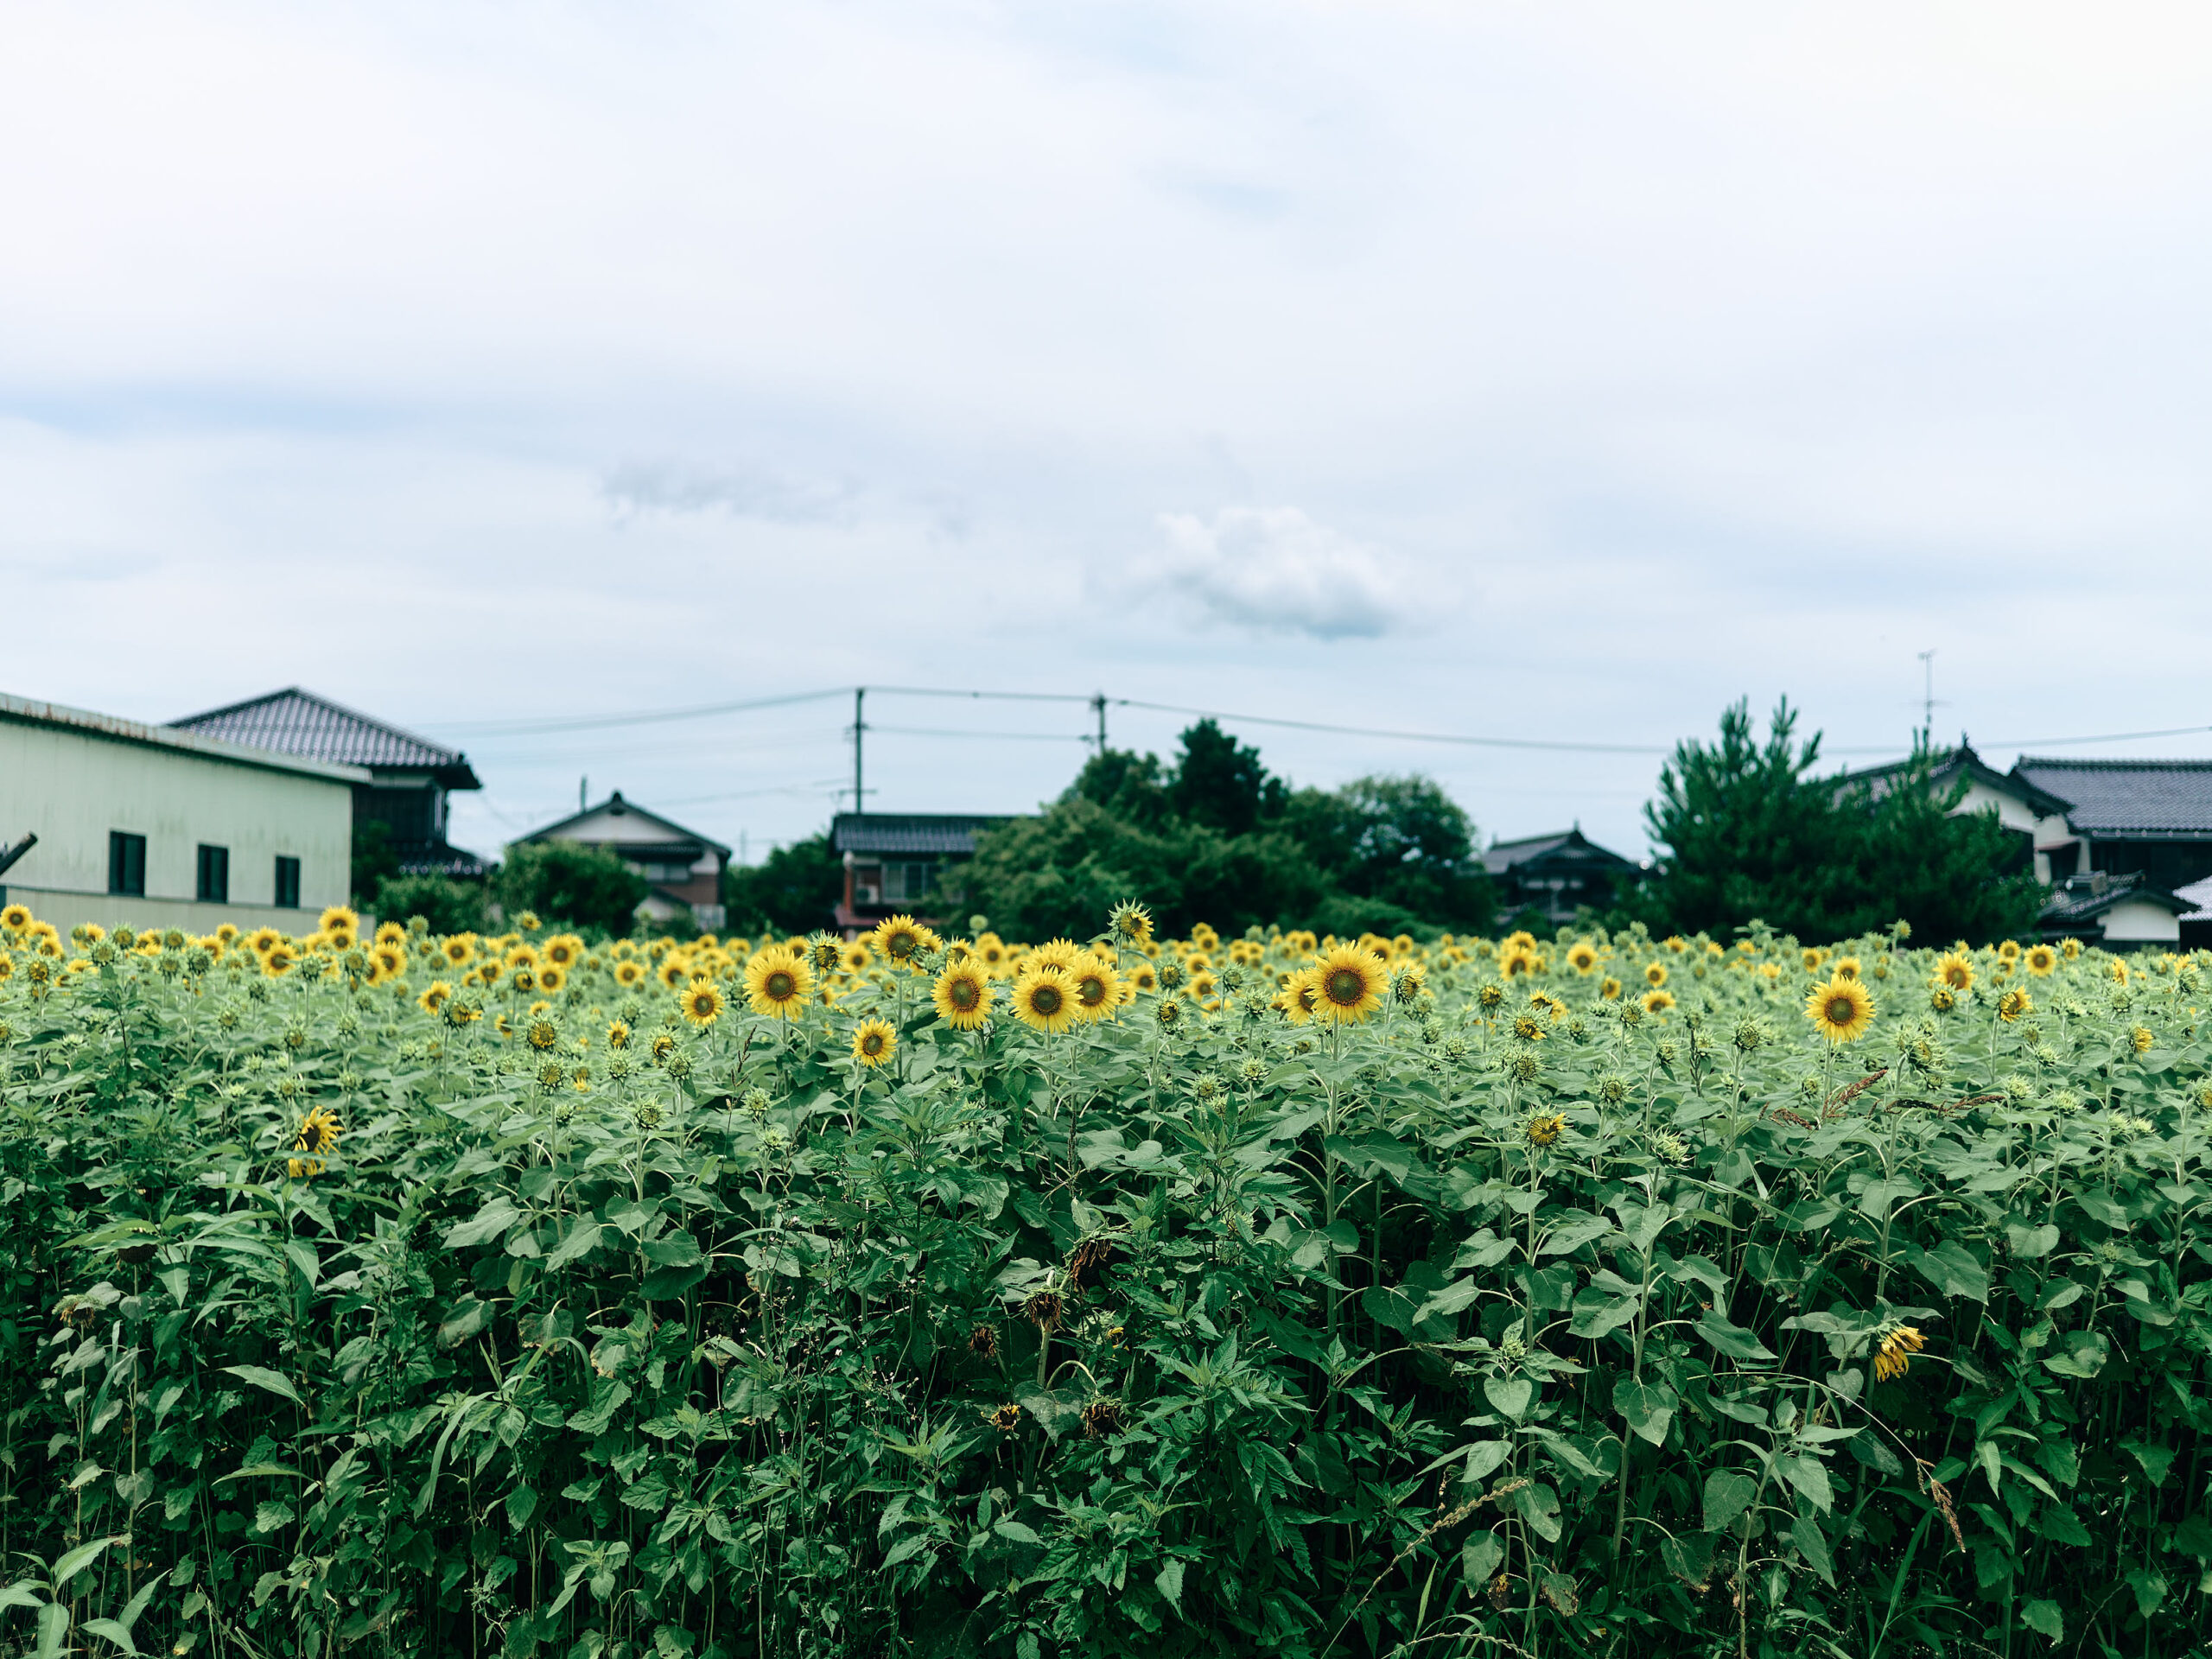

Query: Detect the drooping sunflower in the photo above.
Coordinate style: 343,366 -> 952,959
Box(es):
1805,976 -> 1875,1044
851,1018 -> 897,1066
607,1020 -> 631,1049
1525,1113 -> 1565,1147
1872,1324 -> 1925,1382
1934,950 -> 1974,993
1642,988 -> 1675,1015
2024,944 -> 2057,976
1069,957 -> 1123,1023
2130,1025 -> 2155,1053
289,1105 -> 343,1179
1009,964 -> 1077,1034
1930,984 -> 1957,1013
1997,986 -> 2032,1023
1313,944 -> 1388,1025
682,981 -> 726,1027
1511,1012 -> 1548,1043
933,963 -> 995,1029
744,949 -> 814,1019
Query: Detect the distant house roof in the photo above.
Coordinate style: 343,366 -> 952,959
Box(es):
833,813 -> 1007,858
520,791 -> 731,859
1482,826 -> 1637,877
2037,870 -> 2190,929
2010,758 -> 2212,839
1842,742 -> 2074,819
3,690 -> 370,786
2176,874 -> 2212,924
169,688 -> 480,791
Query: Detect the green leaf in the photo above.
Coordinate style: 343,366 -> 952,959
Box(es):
443,1196 -> 520,1249
1461,1531 -> 1503,1590
545,1219 -> 603,1270
438,1297 -> 492,1347
2005,1221 -> 2061,1259
1779,1452 -> 1833,1514
1536,1213 -> 1612,1258
53,1535 -> 124,1588
1789,1512 -> 1834,1586
1912,1240 -> 1990,1302
1569,1288 -> 1641,1340
0,1582 -> 46,1611
2020,1599 -> 2063,1641
1614,1378 -> 1676,1446
219,1365 -> 303,1408
1484,1375 -> 1534,1421
993,1518 -> 1044,1547
1694,1310 -> 1777,1363
1507,1480 -> 1561,1543
1155,1559 -> 1185,1613
1703,1469 -> 1758,1535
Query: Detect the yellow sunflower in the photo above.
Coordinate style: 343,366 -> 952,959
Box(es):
1997,939 -> 2021,963
851,1018 -> 897,1066
1525,1113 -> 1565,1147
1801,947 -> 1824,973
1644,962 -> 1668,988
248,926 -> 283,957
1126,963 -> 1159,995
613,959 -> 645,988
1642,988 -> 1675,1015
1806,976 -> 1874,1044
1109,900 -> 1154,945
870,914 -> 932,969
842,941 -> 874,976
1873,1324 -> 1924,1382
743,948 -> 814,1019
1010,964 -> 1077,1034
1833,956 -> 1861,980
1498,944 -> 1538,979
0,903 -> 30,933
933,963 -> 995,1029
1934,950 -> 1974,993
319,906 -> 359,938
370,942 -> 407,982
441,935 -> 476,968
2060,937 -> 2082,960
1068,957 -> 1123,1022
682,981 -> 726,1027
544,934 -> 582,969
1313,944 -> 1387,1025
1566,940 -> 1598,975
289,1105 -> 343,1179
2023,944 -> 2056,976
418,980 -> 454,1015
263,944 -> 296,978
1997,986 -> 2032,1023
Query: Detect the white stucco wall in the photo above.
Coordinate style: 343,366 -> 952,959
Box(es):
2100,899 -> 2181,944
0,694 -> 365,938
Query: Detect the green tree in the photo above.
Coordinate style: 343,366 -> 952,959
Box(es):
1170,718 -> 1286,836
372,873 -> 487,936
350,820 -> 402,906
722,833 -> 844,937
1281,774 -> 1493,928
1632,700 -> 2046,943
497,841 -> 650,936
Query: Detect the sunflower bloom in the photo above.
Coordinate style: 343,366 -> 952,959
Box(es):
418,980 -> 454,1016
289,1105 -> 343,1179
2024,944 -> 2057,976
1806,976 -> 1874,1044
1068,958 -> 1123,1023
1566,940 -> 1598,975
870,914 -> 932,969
683,981 -> 726,1027
1644,962 -> 1668,988
1525,1113 -> 1565,1147
744,948 -> 814,1019
1010,964 -> 1077,1034
1313,944 -> 1387,1025
1934,951 -> 1974,993
933,963 -> 995,1029
1873,1324 -> 1925,1382
1997,986 -> 2032,1023
850,1017 -> 897,1066
1109,901 -> 1154,945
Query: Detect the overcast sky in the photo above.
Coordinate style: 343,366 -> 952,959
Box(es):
7,2 -> 2211,866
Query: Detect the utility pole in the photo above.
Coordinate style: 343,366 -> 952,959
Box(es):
1092,691 -> 1108,753
1916,649 -> 1942,746
851,686 -> 867,816
580,775 -> 588,813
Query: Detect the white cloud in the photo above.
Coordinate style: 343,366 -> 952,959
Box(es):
1141,506 -> 1417,639
603,460 -> 856,524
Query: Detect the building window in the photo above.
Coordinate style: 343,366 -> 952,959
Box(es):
197,844 -> 230,904
274,855 -> 302,909
883,861 -> 934,902
108,831 -> 146,897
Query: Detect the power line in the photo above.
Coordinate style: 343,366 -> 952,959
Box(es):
436,688 -> 848,737
869,725 -> 1090,742
1109,698 -> 1667,755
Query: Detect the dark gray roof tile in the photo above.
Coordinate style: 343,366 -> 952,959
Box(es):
2012,758 -> 2212,836
170,688 -> 479,786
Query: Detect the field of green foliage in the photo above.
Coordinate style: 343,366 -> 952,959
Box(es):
1,901 -> 2209,1659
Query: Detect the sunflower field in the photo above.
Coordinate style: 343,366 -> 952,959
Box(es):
2,899 -> 2209,1659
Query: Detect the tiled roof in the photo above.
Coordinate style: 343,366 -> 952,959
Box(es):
833,813 -> 1006,857
1844,743 -> 2074,817
1482,827 -> 1636,876
520,791 -> 731,859
2012,758 -> 2212,837
2176,874 -> 2212,924
2037,871 -> 2189,926
169,688 -> 480,787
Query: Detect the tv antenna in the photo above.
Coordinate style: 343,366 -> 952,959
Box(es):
1916,649 -> 1948,743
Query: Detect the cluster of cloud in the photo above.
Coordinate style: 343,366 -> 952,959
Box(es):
602,461 -> 855,525
1128,505 -> 1421,639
